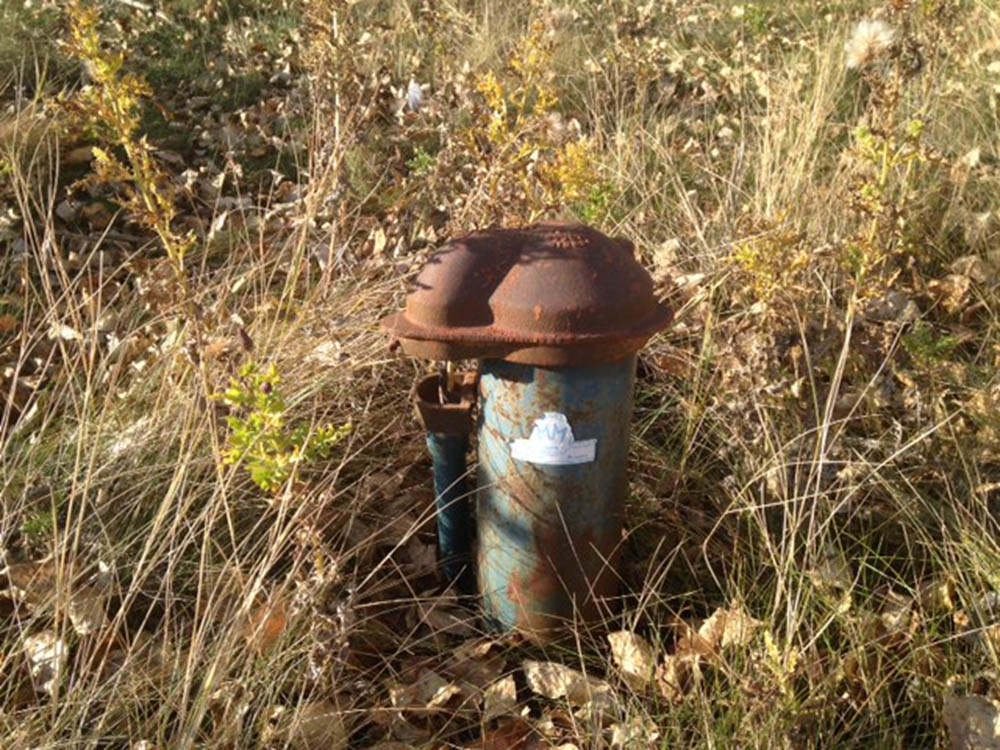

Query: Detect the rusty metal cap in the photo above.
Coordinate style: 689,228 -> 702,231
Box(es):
382,223 -> 672,366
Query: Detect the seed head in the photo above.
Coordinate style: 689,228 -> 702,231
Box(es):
844,19 -> 896,70
406,80 -> 423,112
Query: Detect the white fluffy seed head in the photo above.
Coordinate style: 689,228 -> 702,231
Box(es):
844,19 -> 896,70
406,80 -> 423,112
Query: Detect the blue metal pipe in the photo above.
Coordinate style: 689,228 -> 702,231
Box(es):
426,431 -> 475,595
476,356 -> 636,638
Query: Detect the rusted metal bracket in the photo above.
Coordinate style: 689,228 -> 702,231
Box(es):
412,370 -> 477,435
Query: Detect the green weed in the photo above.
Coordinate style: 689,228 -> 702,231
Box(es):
219,363 -> 350,493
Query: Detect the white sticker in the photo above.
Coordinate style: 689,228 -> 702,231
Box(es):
510,412 -> 596,466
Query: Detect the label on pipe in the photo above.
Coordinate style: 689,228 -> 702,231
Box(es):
510,412 -> 596,466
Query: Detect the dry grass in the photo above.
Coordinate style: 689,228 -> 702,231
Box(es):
1,0 -> 999,748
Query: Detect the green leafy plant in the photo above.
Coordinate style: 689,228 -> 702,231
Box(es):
842,118 -> 938,297
66,0 -> 196,281
407,146 -> 436,177
219,363 -> 350,493
903,322 -> 961,365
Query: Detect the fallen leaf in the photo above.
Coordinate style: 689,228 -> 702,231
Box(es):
607,631 -> 656,689
654,655 -> 691,702
609,716 -> 661,747
943,694 -> 1000,750
917,578 -> 956,614
951,255 -> 989,284
484,675 -> 518,721
419,596 -> 476,638
390,667 -> 457,712
287,701 -> 348,750
81,201 -> 112,229
55,199 -> 79,223
48,322 -> 81,341
678,604 -> 762,658
245,594 -> 289,655
928,274 -> 972,315
446,640 -> 505,688
372,227 -> 387,255
67,588 -> 107,635
154,149 -> 186,167
405,537 -> 437,574
807,547 -> 853,592
522,660 -> 614,713
364,471 -> 406,502
203,337 -> 231,360
483,717 -> 546,750
880,590 -> 914,635
0,314 -> 17,334
6,558 -> 109,635
23,630 -> 67,697
63,145 -> 95,165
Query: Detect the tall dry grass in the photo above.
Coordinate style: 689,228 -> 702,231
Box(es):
0,1 -> 998,748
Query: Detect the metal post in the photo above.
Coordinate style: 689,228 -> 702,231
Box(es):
426,431 -> 474,595
476,356 -> 637,637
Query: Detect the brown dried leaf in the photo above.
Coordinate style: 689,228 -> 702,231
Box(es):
23,630 -> 67,697
372,227 -> 388,255
245,594 -> 289,655
7,558 -> 108,635
67,588 -> 108,635
63,146 -> 95,165
6,559 -> 58,604
0,314 -> 18,334
678,604 -> 762,658
928,274 -> 972,315
483,717 -> 546,750
81,201 -> 113,229
445,639 -> 507,688
48,322 -> 81,341
483,675 -> 518,721
951,255 -> 989,284
404,538 -> 437,574
609,716 -> 661,747
807,547 -> 853,592
654,655 -> 691,702
917,578 -> 956,614
607,631 -> 656,689
389,668 -> 450,711
418,596 -> 476,638
880,590 -> 914,635
522,660 -> 614,713
287,701 -> 348,750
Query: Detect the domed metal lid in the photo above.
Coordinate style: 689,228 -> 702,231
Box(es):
381,223 -> 672,366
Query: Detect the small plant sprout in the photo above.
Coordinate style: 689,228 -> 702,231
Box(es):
218,363 -> 350,493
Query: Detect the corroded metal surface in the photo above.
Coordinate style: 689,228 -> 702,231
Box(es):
477,358 -> 635,639
413,371 -> 476,435
415,371 -> 476,594
382,223 -> 672,366
427,431 -> 474,595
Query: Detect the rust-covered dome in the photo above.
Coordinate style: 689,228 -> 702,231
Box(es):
381,223 -> 672,366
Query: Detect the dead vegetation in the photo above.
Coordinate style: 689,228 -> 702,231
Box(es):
0,0 -> 999,748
